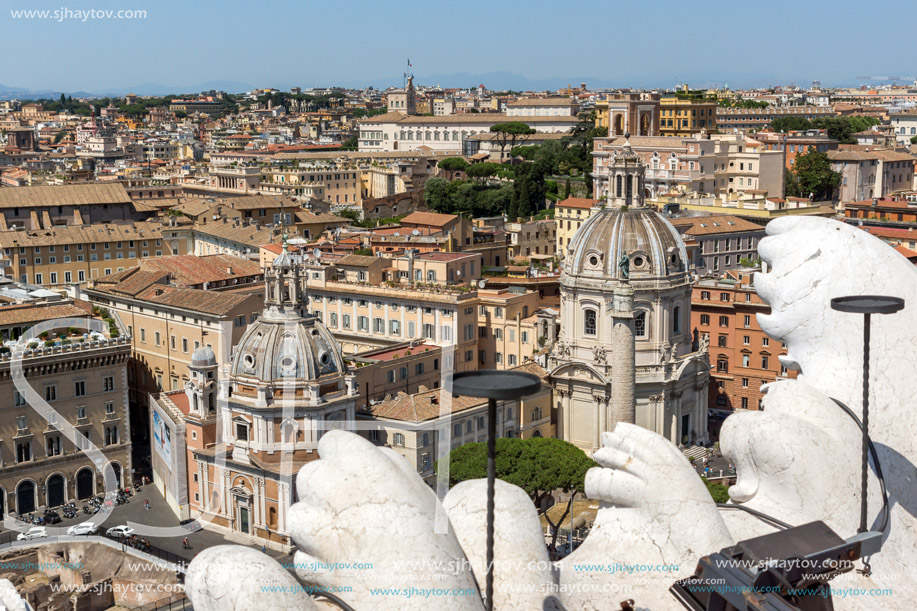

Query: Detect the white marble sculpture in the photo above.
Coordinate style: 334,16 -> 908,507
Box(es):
0,579 -> 27,611
186,217 -> 916,609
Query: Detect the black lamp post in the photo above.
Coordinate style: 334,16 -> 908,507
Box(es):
449,370 -> 541,611
830,295 -> 904,533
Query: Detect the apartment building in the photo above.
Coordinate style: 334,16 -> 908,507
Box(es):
505,97 -> 580,117
659,97 -> 718,137
593,136 -> 716,199
711,134 -> 785,197
555,197 -> 599,257
260,165 -> 359,205
357,363 -> 553,485
78,269 -> 263,410
0,183 -> 143,230
691,271 -> 791,413
752,129 -> 840,170
0,219 -> 190,287
348,341 -> 446,410
0,303 -> 132,514
890,108 -> 917,145
357,112 -> 579,153
716,105 -> 835,132
670,215 -> 766,273
505,218 -> 557,259
828,149 -> 916,202
476,288 -> 554,369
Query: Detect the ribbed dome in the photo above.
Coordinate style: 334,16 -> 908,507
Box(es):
565,207 -> 687,280
191,346 -> 217,368
230,315 -> 344,382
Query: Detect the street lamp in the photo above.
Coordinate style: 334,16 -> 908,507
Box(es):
449,370 -> 541,611
830,295 -> 904,533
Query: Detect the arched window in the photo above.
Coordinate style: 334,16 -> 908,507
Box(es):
673,306 -> 681,334
626,175 -> 633,197
584,309 -> 597,336
912,127 -> 916,135
634,311 -> 647,338
268,506 -> 278,529
616,175 -> 623,198
533,429 -> 542,438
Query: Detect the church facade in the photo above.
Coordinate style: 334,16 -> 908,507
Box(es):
548,137 -> 710,452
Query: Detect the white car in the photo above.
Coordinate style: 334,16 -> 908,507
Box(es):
67,523 -> 98,536
17,526 -> 48,541
106,525 -> 135,538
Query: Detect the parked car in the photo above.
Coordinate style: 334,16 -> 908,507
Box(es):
67,523 -> 98,536
43,511 -> 62,525
105,525 -> 135,538
17,527 -> 48,541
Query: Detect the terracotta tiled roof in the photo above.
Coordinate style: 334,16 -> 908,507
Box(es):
557,197 -> 598,210
670,215 -> 763,235
369,388 -> 486,422
400,211 -> 457,227
828,149 -> 916,162
131,254 -> 262,287
96,269 -> 170,296
133,286 -> 251,315
335,254 -> 379,267
0,303 -> 90,327
0,220 -> 167,248
0,183 -> 130,208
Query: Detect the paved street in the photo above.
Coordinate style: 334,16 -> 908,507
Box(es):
4,486 -> 289,567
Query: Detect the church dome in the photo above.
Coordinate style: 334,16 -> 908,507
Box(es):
191,346 -> 217,368
230,315 -> 345,382
565,207 -> 687,281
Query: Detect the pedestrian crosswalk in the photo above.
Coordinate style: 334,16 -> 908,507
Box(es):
682,445 -> 709,460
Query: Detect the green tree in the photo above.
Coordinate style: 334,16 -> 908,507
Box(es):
466,162 -> 500,185
701,477 -> 730,503
440,437 -> 596,558
562,178 -> 571,199
340,135 -> 358,151
770,116 -> 812,133
53,130 -> 68,144
490,121 -> 536,160
787,149 -> 841,200
911,135 -> 917,145
438,157 -> 469,180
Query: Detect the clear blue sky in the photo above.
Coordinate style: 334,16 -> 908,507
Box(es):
1,0 -> 914,93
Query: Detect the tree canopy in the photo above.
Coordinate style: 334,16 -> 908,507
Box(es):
490,121 -> 536,157
440,437 -> 595,557
785,149 -> 841,201
770,115 -> 881,144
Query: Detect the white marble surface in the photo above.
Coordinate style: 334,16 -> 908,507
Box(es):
185,546 -> 316,610
287,430 -> 483,610
0,579 -> 26,611
444,479 -> 560,610
559,423 -> 733,610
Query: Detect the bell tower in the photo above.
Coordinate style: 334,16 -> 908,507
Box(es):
186,346 -> 218,417
606,134 -> 645,209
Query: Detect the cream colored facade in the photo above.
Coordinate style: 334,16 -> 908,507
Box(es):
0,220 -> 190,287
0,322 -> 131,514
261,166 -> 360,205
555,198 -> 599,258
505,219 -> 557,259
476,288 -> 553,369
78,283 -> 263,410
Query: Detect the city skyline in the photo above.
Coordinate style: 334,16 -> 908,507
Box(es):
2,0 -> 915,93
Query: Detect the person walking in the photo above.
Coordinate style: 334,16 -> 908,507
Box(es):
144,499 -> 150,511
